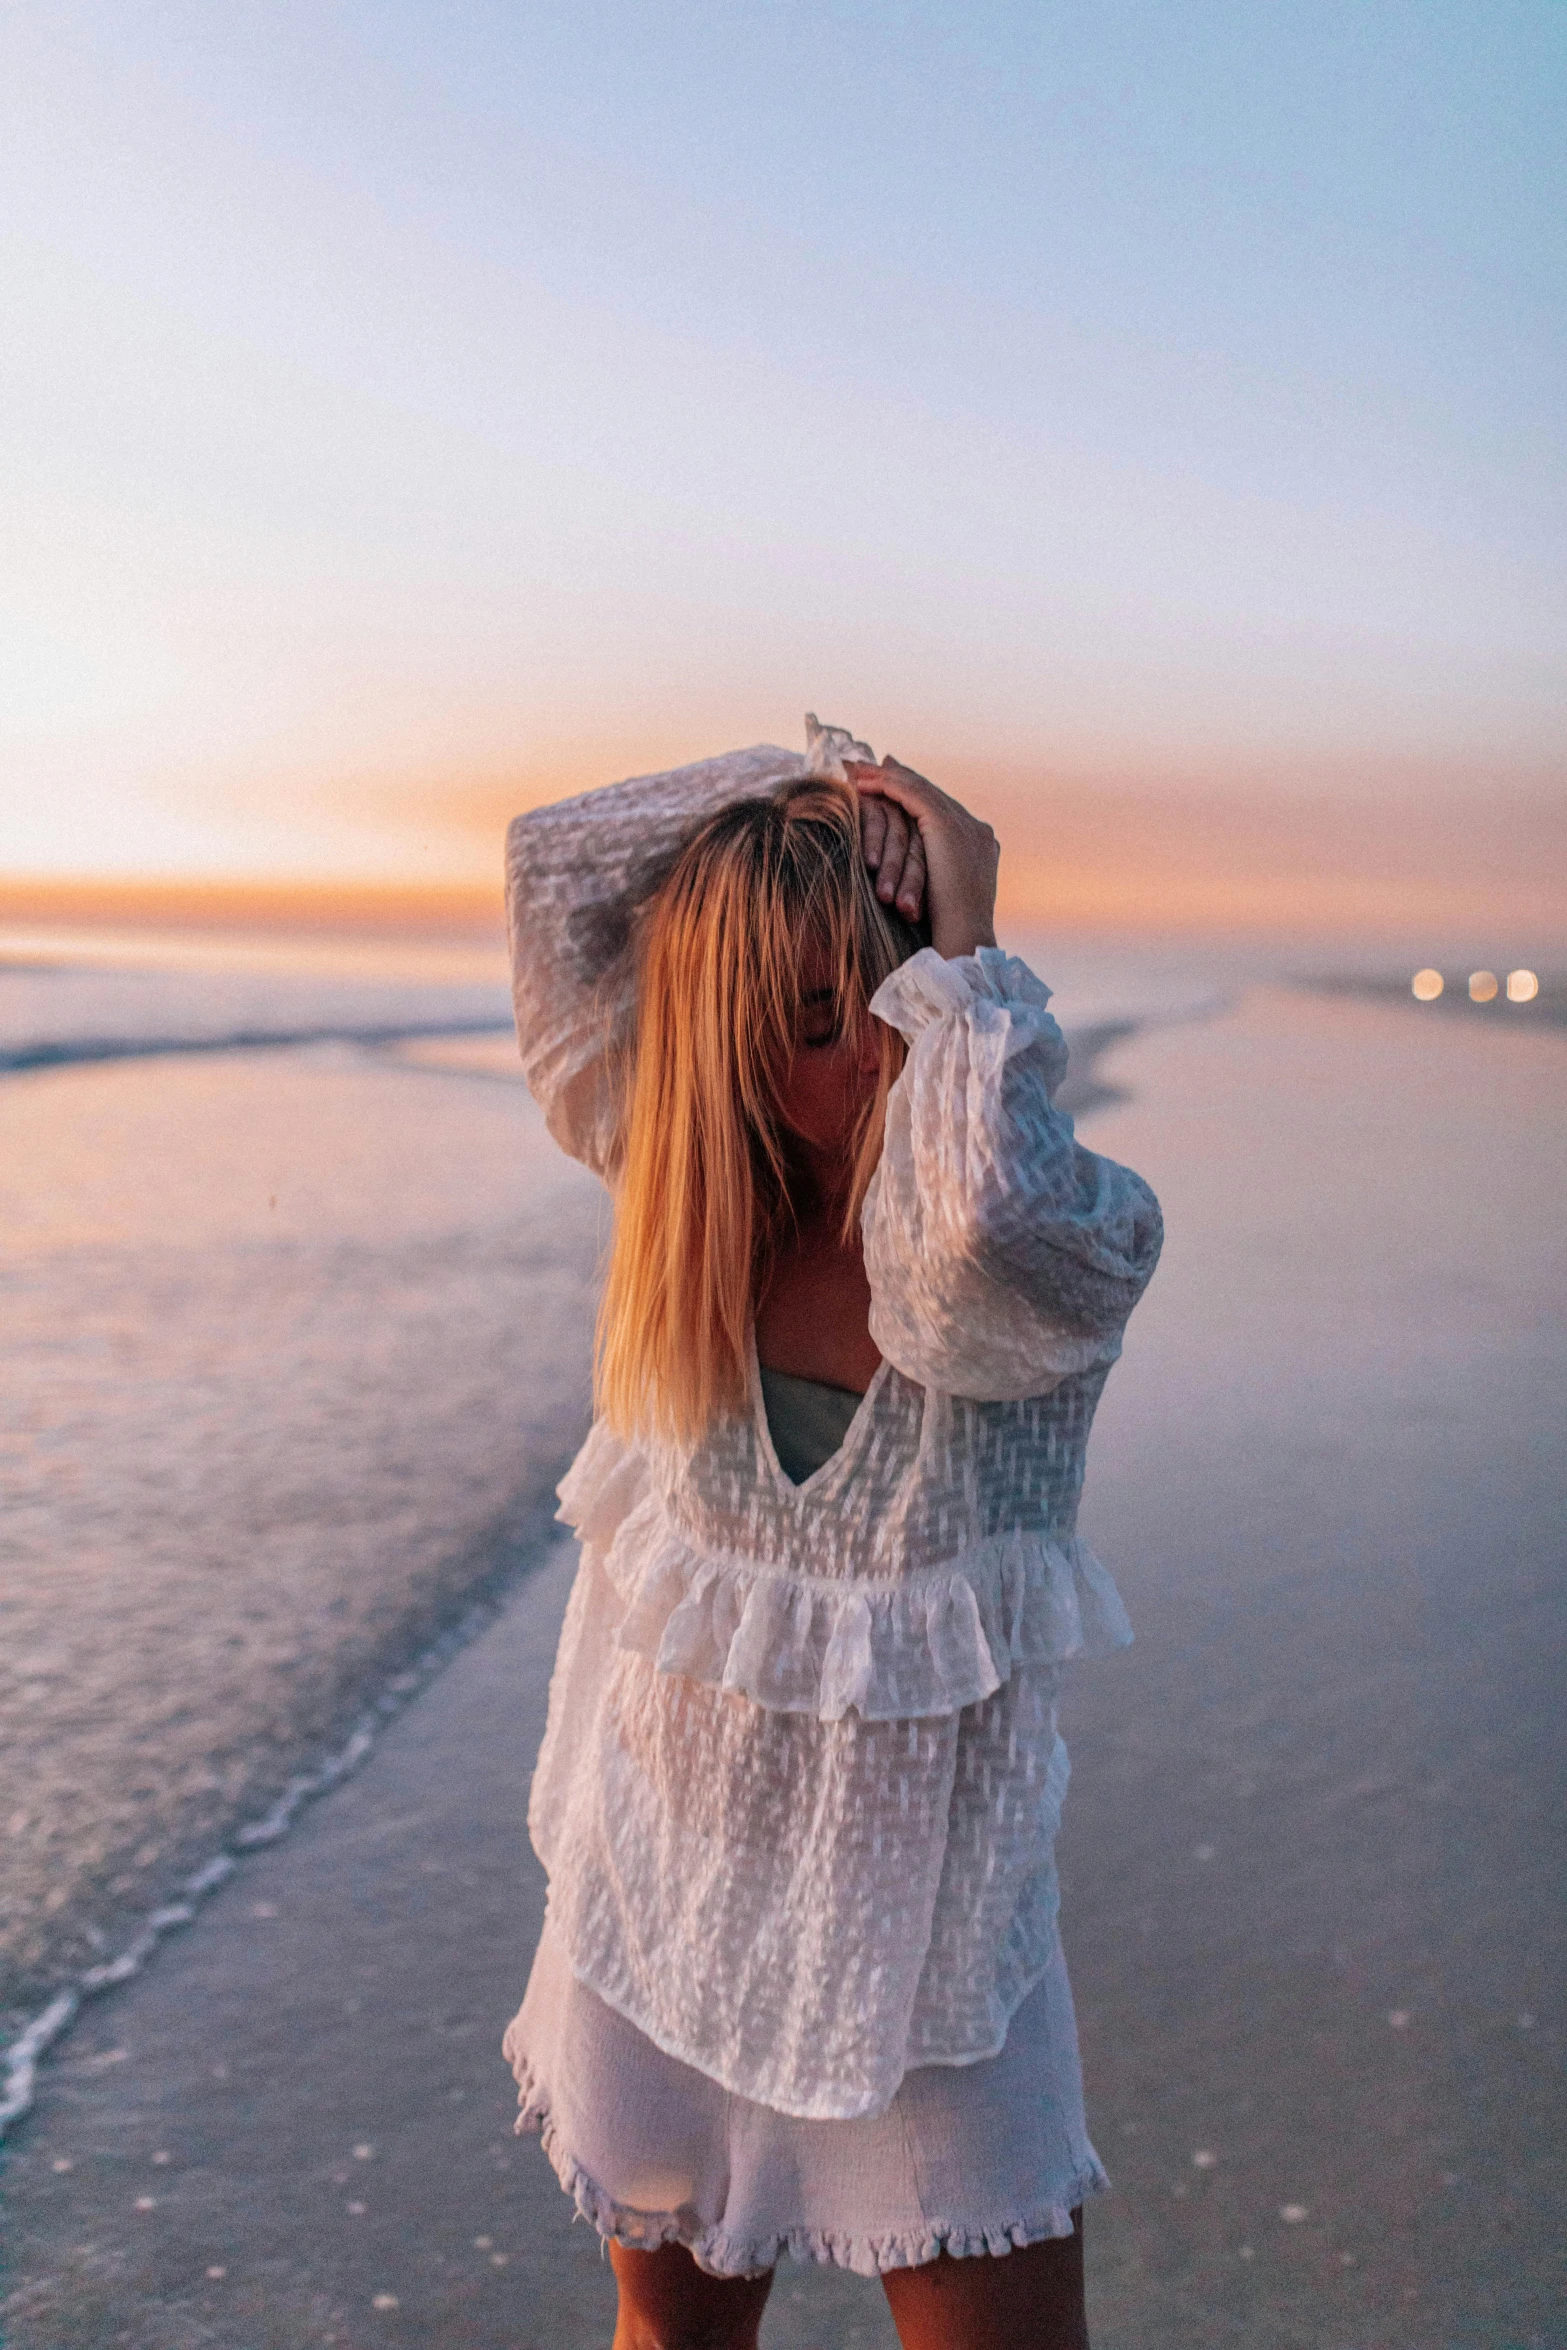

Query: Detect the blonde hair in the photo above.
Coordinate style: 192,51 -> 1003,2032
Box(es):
596,777 -> 920,1445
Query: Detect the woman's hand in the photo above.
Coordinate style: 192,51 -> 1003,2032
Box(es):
848,756 -> 1000,960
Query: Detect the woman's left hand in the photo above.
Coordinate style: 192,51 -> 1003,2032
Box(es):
848,756 -> 1000,960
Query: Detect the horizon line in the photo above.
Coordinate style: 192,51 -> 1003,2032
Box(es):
2,864 -> 1562,949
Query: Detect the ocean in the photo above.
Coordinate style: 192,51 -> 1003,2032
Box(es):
1,929 -> 603,2037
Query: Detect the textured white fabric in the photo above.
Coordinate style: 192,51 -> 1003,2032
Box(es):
867,947 -> 1163,1397
504,739 -> 1162,2122
504,1914 -> 1108,2278
504,744 -> 803,1176
801,710 -> 877,779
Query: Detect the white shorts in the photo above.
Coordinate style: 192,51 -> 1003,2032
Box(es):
502,1917 -> 1108,2278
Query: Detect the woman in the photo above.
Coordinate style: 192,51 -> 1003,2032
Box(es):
501,721 -> 1162,2350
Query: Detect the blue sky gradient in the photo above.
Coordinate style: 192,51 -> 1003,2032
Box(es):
2,2 -> 1562,896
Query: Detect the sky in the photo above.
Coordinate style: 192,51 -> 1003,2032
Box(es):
1,2 -> 1563,932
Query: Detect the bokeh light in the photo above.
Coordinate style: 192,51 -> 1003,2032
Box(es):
1468,971 -> 1499,1002
1411,969 -> 1444,1002
1506,969 -> 1540,1003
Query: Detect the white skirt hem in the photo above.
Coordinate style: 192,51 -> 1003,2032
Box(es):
511,2053 -> 1108,2280
503,1917 -> 1111,2281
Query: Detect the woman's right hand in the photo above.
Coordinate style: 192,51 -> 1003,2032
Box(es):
848,756 -> 1000,961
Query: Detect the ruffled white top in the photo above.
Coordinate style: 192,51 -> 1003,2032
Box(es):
505,745 -> 1163,2122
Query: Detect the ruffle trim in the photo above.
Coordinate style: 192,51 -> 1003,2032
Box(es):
609,1512 -> 1129,1724
507,2051 -> 1107,2280
869,945 -> 1069,1079
555,1417 -> 652,1549
556,1421 -> 1131,1722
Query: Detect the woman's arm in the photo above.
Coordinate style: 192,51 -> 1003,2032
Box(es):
849,757 -> 1162,1398
505,744 -> 800,1173
863,947 -> 1163,1397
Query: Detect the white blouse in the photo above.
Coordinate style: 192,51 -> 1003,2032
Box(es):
505,745 -> 1163,2122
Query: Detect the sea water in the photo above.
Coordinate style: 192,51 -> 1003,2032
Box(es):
0,933 -> 608,2030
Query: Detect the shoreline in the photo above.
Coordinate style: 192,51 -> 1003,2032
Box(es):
1,1034 -> 605,2040
0,1488 -> 573,2143
0,1016 -> 516,1078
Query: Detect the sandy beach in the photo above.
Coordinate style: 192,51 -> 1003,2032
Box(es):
3,969 -> 1563,2348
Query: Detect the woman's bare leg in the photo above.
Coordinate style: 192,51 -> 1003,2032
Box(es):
880,2207 -> 1088,2350
608,2240 -> 774,2350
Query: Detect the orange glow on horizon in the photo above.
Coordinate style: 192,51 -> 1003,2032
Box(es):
4,766 -> 1562,947
991,855 -> 1567,937
0,874 -> 505,942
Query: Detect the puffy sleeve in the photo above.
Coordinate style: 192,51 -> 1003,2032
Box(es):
862,947 -> 1163,1400
505,743 -> 803,1174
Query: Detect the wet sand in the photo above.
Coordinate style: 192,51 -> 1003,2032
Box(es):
3,983 -> 1563,2347
1062,984 -> 1565,2345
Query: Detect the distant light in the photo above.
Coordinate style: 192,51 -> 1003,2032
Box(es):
1469,970 -> 1499,1003
1506,968 -> 1539,1003
1411,968 -> 1443,1001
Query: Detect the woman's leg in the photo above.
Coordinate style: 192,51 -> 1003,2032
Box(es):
880,2207 -> 1088,2350
608,2240 -> 775,2350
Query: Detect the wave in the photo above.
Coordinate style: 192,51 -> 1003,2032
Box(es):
0,1016 -> 516,1077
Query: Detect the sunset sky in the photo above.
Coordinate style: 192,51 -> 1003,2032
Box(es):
3,3 -> 1562,933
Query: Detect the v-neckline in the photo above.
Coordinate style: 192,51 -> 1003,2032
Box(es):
747,1328 -> 890,1499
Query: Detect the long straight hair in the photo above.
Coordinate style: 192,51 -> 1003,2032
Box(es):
596,777 -> 920,1446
